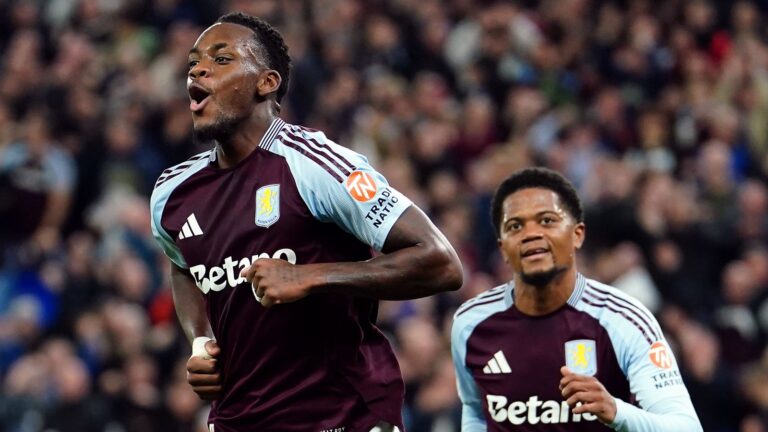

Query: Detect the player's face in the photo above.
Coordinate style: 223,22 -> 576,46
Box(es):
497,188 -> 585,285
187,23 -> 268,137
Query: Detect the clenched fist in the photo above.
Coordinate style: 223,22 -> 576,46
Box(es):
559,366 -> 617,424
187,339 -> 222,400
239,258 -> 323,307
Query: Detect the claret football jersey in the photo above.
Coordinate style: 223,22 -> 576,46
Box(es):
452,273 -> 700,431
150,118 -> 412,432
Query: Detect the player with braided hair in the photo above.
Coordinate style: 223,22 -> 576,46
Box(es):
150,11 -> 462,432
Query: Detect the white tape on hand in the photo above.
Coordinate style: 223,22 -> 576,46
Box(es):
192,336 -> 214,359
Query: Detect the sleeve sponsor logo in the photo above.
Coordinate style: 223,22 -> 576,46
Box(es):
565,339 -> 597,376
364,188 -> 400,228
649,341 -> 672,369
346,170 -> 378,202
650,369 -> 684,389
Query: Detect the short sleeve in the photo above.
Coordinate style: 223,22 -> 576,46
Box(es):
270,125 -> 413,251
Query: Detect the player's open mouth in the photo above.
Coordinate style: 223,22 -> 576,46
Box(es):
521,248 -> 549,259
189,84 -> 211,112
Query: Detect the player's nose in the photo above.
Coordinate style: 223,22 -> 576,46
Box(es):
521,229 -> 544,243
189,63 -> 210,79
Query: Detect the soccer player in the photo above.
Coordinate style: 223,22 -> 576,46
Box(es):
451,168 -> 702,431
149,12 -> 463,432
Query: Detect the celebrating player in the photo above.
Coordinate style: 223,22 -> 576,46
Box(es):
451,167 -> 702,431
149,12 -> 462,432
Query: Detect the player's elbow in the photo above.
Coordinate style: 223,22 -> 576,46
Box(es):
427,241 -> 463,292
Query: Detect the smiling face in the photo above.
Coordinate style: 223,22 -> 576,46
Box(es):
498,187 -> 585,287
187,22 -> 279,141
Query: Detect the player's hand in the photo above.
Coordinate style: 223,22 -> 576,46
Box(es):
187,339 -> 222,400
240,259 -> 321,307
559,366 -> 617,424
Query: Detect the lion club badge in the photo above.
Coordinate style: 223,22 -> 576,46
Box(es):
565,339 -> 597,376
255,184 -> 280,228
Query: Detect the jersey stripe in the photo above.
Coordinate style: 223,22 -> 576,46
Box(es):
586,284 -> 660,340
296,125 -> 357,171
456,294 -> 505,317
276,132 -> 344,182
455,287 -> 506,315
155,150 -> 213,188
580,296 -> 655,345
158,152 -> 210,177
283,128 -> 353,177
258,117 -> 286,150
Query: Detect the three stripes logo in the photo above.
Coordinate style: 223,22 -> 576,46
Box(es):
346,171 -> 378,202
483,350 -> 512,374
178,213 -> 204,240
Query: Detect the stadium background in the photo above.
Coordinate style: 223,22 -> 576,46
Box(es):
0,0 -> 766,430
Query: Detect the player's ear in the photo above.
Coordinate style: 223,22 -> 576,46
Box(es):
256,69 -> 282,98
572,222 -> 585,249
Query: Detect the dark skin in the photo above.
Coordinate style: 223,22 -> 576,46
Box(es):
497,188 -> 616,423
177,22 -> 463,401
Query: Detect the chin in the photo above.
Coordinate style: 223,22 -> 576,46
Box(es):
193,113 -> 243,143
520,267 -> 564,287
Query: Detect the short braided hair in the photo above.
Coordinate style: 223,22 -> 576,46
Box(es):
217,12 -> 292,103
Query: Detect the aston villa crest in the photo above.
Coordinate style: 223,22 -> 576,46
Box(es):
255,184 -> 280,228
565,339 -> 597,376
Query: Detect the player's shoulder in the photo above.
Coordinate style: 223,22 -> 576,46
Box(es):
150,149 -> 213,218
153,149 -> 213,191
581,278 -> 656,319
576,277 -> 662,347
264,121 -> 370,182
453,283 -> 511,330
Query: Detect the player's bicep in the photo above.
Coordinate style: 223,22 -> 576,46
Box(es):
170,261 -> 195,286
381,205 -> 450,253
170,261 -> 213,342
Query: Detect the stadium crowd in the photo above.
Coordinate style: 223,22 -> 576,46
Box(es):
0,0 -> 767,430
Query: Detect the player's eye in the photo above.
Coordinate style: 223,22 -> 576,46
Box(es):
215,56 -> 231,64
541,216 -> 554,225
507,222 -> 522,232
188,60 -> 199,69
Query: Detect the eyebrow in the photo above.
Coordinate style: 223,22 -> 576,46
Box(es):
189,42 -> 230,55
503,210 -> 561,224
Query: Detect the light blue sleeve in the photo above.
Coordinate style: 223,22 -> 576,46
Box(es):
270,126 -> 412,251
150,185 -> 187,269
0,143 -> 27,171
46,147 -> 77,192
451,315 -> 488,432
583,286 -> 702,432
609,335 -> 702,432
148,156 -> 210,269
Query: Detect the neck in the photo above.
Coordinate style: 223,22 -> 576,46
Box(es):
513,269 -> 577,316
214,106 -> 275,169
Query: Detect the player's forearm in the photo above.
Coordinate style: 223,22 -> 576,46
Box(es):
171,263 -> 214,343
312,240 -> 463,300
610,398 -> 702,432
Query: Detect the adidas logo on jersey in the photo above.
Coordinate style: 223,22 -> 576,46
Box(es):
178,213 -> 204,239
483,351 -> 512,374
189,249 -> 297,294
487,395 -> 598,425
